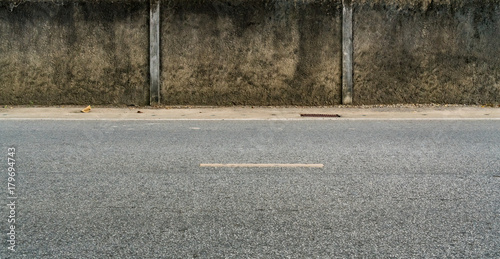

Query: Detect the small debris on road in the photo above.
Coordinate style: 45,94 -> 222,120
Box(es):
81,105 -> 91,113
137,111 -> 143,113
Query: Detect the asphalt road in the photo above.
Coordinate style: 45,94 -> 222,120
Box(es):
1,120 -> 499,258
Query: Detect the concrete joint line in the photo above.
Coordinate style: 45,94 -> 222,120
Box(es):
150,0 -> 161,105
342,0 -> 353,105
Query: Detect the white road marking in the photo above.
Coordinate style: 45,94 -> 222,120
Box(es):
200,163 -> 324,168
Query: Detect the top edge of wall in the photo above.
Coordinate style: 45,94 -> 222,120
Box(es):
353,0 -> 500,12
354,0 -> 500,7
0,0 -> 340,3
2,0 -> 499,5
0,0 -> 149,3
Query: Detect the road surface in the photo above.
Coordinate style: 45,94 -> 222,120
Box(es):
1,120 -> 499,258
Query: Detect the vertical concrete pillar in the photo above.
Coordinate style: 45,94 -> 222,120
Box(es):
342,0 -> 353,104
150,0 -> 161,105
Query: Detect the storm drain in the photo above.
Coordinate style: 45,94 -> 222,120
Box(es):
300,114 -> 341,118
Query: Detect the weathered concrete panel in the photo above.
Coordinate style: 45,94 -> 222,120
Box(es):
0,1 -> 149,105
161,0 -> 343,105
354,1 -> 500,104
2,0 -> 499,105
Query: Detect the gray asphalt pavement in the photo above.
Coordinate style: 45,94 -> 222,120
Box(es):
1,120 -> 499,258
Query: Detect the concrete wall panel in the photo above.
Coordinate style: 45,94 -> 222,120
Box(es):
161,0 -> 343,105
353,2 -> 500,104
0,1 -> 149,105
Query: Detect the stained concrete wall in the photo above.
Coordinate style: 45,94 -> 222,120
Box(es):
1,0 -> 500,105
0,1 -> 149,105
354,1 -> 500,104
161,0 -> 342,105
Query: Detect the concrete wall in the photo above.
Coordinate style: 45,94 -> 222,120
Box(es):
1,0 -> 499,105
0,1 -> 149,105
354,1 -> 500,104
161,0 -> 342,105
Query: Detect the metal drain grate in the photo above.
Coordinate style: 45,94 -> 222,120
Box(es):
300,114 -> 341,118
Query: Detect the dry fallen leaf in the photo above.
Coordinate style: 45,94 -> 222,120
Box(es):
81,105 -> 91,113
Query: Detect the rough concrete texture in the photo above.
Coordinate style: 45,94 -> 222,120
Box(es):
2,0 -> 500,105
162,0 -> 343,105
354,1 -> 500,104
0,1 -> 149,105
